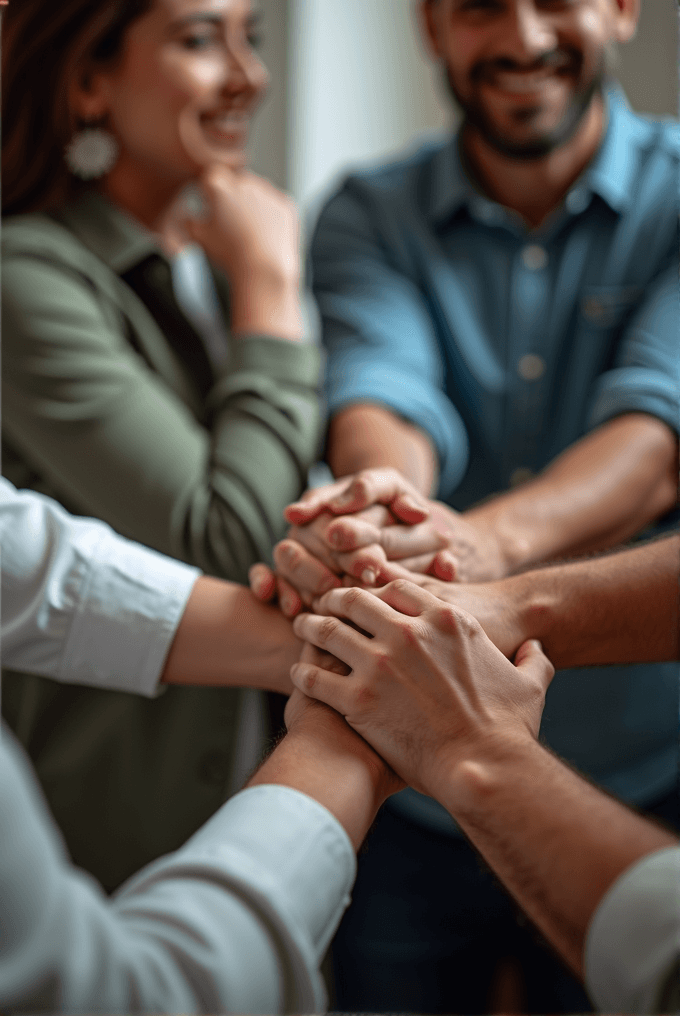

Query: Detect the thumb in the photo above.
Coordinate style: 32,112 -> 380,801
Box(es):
514,639 -> 554,691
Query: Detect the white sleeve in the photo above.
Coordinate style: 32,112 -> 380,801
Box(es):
0,724 -> 355,1014
585,846 -> 680,1015
0,478 -> 199,696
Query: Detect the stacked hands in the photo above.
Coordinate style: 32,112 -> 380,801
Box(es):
250,468 -> 554,807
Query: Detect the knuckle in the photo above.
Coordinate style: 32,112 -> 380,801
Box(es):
388,578 -> 412,596
341,585 -> 365,608
317,616 -> 340,643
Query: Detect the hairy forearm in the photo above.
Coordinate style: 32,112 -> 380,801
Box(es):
508,535 -> 680,669
161,576 -> 301,693
467,414 -> 678,573
327,404 -> 438,495
248,715 -> 389,851
439,737 -> 677,979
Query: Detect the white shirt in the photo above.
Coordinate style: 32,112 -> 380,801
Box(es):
586,846 -> 680,1014
0,477 -> 199,696
0,725 -> 354,1014
0,479 -> 355,1012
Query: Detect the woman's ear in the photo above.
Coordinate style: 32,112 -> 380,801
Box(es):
68,64 -> 111,123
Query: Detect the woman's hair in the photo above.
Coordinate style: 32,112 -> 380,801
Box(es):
2,0 -> 153,216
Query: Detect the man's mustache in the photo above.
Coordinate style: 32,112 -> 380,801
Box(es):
470,48 -> 582,83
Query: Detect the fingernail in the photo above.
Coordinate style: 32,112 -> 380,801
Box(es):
332,491 -> 354,508
281,594 -> 295,614
361,569 -> 376,585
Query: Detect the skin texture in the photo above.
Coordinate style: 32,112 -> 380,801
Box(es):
70,0 -> 303,340
248,686 -> 403,852
160,575 -> 301,694
288,581 -> 677,978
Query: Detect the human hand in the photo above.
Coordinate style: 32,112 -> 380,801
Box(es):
183,165 -> 299,284
284,646 -> 404,802
290,581 -> 554,803
363,563 -> 526,659
288,469 -> 509,583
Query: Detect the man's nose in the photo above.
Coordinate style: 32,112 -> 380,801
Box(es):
505,0 -> 559,64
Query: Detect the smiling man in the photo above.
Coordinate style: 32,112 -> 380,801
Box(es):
305,1 -> 680,1013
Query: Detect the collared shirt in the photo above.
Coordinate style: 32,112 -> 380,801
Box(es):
585,846 -> 680,1014
1,190 -> 322,892
0,478 -> 198,698
0,725 -> 354,1014
313,84 -> 678,501
311,84 -> 680,826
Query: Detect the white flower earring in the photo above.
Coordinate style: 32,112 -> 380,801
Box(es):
64,126 -> 119,180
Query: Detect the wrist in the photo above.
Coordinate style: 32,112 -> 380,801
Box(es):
464,500 -> 536,576
429,730 -> 541,821
230,276 -> 303,341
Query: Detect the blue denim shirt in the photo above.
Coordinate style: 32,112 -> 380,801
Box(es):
312,86 -> 679,830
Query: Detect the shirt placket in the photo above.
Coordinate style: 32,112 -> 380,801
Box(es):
504,240 -> 552,487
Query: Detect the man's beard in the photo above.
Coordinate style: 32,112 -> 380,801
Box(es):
445,50 -> 605,162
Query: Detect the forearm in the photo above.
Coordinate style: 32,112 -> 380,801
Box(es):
467,414 -> 678,573
439,737 -> 677,979
248,712 -> 390,851
327,403 -> 438,495
507,535 -> 680,668
162,577 -> 300,693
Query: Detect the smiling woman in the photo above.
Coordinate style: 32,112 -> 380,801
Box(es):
2,0 -> 320,892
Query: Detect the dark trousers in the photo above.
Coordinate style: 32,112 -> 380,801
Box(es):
331,788 -> 680,1014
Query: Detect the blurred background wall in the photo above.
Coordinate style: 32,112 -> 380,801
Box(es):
250,0 -> 678,214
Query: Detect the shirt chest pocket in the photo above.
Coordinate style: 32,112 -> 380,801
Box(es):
578,285 -> 643,333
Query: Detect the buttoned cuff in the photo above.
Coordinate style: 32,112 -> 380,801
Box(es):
60,531 -> 199,697
585,846 -> 680,1015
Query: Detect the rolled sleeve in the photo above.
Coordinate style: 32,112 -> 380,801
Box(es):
313,187 -> 470,494
585,846 -> 680,1015
588,266 -> 680,435
0,479 -> 199,697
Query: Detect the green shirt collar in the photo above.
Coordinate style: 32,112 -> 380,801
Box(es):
52,189 -> 163,275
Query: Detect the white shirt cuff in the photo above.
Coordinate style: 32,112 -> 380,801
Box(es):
585,846 -> 680,1014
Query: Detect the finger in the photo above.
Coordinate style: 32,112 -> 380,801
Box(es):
273,539 -> 342,598
276,576 -> 303,618
299,642 -> 351,676
284,479 -> 350,524
514,639 -> 555,692
377,522 -> 449,560
248,563 -> 277,602
389,552 -> 440,575
429,550 -> 458,582
292,610 -> 372,669
372,578 -> 443,617
334,544 -> 390,586
326,470 -> 429,522
290,659 -> 354,715
325,510 -> 392,553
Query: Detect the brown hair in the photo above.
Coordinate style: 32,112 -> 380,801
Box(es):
2,0 -> 153,217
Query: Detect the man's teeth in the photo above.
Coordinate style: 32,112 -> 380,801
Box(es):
493,70 -> 558,92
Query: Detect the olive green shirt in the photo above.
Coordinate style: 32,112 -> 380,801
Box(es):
2,190 -> 322,891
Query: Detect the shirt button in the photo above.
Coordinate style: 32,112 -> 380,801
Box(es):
510,467 -> 534,488
199,750 -> 230,786
521,244 -> 548,271
517,353 -> 546,381
566,188 -> 589,215
582,296 -> 605,322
